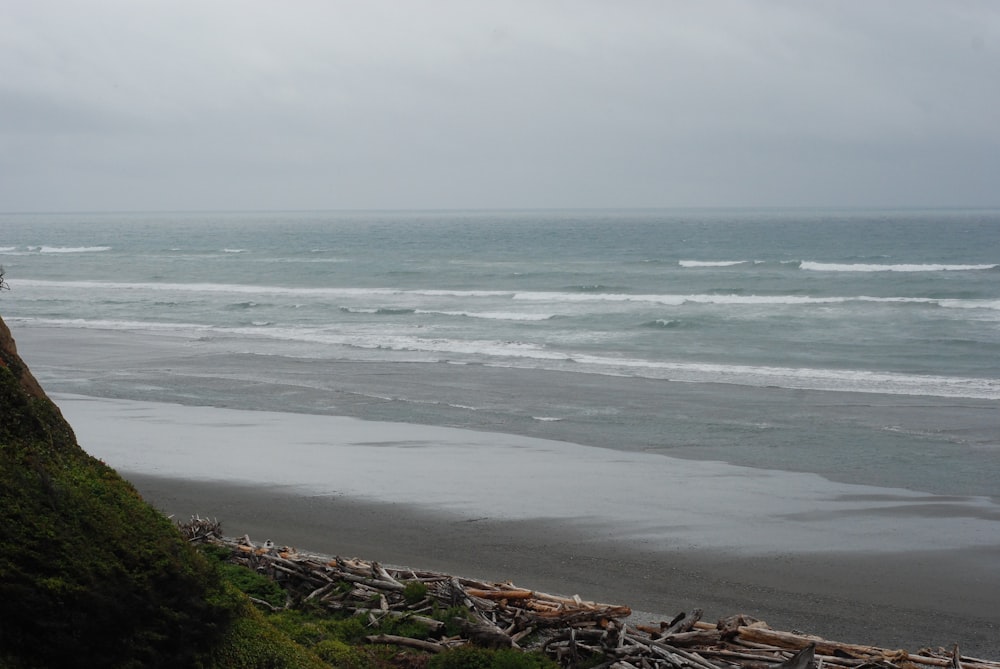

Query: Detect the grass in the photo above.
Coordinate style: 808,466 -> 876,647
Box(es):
0,319 -> 324,668
204,544 -> 560,669
0,313 -> 562,668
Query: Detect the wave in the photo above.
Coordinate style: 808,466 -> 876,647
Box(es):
16,279 -> 1000,312
423,310 -> 553,321
14,279 -> 515,300
339,307 -> 417,315
32,246 -> 112,254
678,260 -> 748,267
562,284 -> 629,292
279,333 -> 1000,399
241,332 -> 1000,400
0,246 -> 16,253
800,261 -> 998,272
558,355 -> 1000,401
222,248 -> 245,253
16,315 -> 1000,399
339,305 -> 552,321
10,317 -> 212,333
241,327 -> 570,362
642,319 -> 683,328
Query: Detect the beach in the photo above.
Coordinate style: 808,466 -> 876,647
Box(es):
125,474 -> 1000,656
5,209 -> 999,658
55,392 -> 1000,657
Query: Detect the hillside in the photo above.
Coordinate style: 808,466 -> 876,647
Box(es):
0,314 -> 323,668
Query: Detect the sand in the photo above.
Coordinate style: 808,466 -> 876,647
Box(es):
127,474 -> 1000,657
51,394 -> 1000,657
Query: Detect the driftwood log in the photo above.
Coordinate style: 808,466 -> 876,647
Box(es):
179,518 -> 1000,669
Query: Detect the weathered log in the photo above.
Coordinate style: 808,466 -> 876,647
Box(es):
659,609 -> 704,637
456,619 -> 514,649
338,572 -> 406,592
349,609 -> 444,632
658,628 -> 723,648
648,639 -> 722,669
777,644 -> 815,669
365,634 -> 446,653
467,588 -> 536,600
195,534 -> 1000,669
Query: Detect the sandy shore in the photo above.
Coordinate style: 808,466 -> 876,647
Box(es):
127,473 -> 999,657
47,392 -> 1000,657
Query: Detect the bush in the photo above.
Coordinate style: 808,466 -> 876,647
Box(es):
313,638 -> 367,668
428,646 -> 557,669
198,545 -> 287,608
0,319 -> 322,668
403,580 -> 429,605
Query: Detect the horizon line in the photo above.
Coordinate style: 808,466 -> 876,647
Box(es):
3,204 -> 1000,216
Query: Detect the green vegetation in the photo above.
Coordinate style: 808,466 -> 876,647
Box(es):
403,579 -> 429,605
0,316 -> 322,668
0,314 -> 564,667
205,544 -> 559,669
428,646 -> 557,669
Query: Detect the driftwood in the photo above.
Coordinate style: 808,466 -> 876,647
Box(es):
178,518 -> 1000,669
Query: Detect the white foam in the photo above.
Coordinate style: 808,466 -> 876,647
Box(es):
36,246 -> 111,254
10,317 -> 212,334
562,354 -> 1000,400
678,260 -> 748,267
14,279 -> 513,300
514,292 -> 843,306
419,310 -> 553,321
16,279 -> 996,312
16,316 -> 999,399
801,261 -> 997,272
244,328 -> 571,361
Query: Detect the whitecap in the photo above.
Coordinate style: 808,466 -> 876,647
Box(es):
37,246 -> 111,254
801,261 -> 997,272
418,310 -> 554,321
678,260 -> 748,267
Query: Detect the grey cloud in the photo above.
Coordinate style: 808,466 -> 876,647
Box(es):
2,1 -> 999,211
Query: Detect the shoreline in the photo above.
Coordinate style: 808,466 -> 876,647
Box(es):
127,473 -> 1000,657
56,393 -> 1000,556
16,324 -> 1000,501
47,391 -> 1000,655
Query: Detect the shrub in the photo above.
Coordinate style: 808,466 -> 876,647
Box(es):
428,646 -> 557,669
198,545 -> 287,609
403,580 -> 429,604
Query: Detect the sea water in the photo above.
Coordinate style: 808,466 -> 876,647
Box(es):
2,208 -> 999,499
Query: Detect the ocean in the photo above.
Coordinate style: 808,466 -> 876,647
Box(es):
2,208 -> 999,501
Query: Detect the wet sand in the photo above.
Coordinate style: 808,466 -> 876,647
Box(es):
128,473 -> 1000,657
48,392 -> 1000,657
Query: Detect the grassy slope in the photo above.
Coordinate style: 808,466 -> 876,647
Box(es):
0,315 -> 324,668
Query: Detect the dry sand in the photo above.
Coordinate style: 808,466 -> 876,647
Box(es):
126,473 -> 1000,658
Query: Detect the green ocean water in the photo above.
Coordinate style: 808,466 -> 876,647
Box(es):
2,208 -> 999,498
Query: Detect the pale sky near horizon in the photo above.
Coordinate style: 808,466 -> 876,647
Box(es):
2,1 -> 999,212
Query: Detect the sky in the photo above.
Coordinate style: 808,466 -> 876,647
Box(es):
2,1 -> 999,212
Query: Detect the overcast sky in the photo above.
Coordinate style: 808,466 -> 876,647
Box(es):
2,1 -> 999,212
